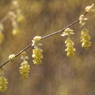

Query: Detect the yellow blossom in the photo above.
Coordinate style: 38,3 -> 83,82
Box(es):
33,36 -> 42,42
0,76 -> 8,92
19,61 -> 30,79
8,54 -> 15,62
32,36 -> 42,46
65,38 -> 75,57
32,36 -> 42,49
61,28 -> 74,36
32,48 -> 43,65
85,4 -> 94,12
33,58 -> 42,65
79,14 -> 88,26
80,28 -> 91,49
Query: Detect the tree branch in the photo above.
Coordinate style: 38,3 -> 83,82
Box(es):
0,12 -> 88,68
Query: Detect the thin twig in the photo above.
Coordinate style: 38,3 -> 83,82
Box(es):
0,14 -> 9,24
0,12 -> 88,68
42,20 -> 79,39
0,43 -> 32,68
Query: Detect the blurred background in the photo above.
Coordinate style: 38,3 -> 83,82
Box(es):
0,0 -> 95,95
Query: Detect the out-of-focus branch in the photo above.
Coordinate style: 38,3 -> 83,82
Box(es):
0,14 -> 9,24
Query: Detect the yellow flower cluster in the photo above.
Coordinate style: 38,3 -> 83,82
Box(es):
80,28 -> 91,49
32,36 -> 43,65
32,36 -> 42,48
19,61 -> 30,79
9,11 -> 20,36
61,28 -> 74,36
0,76 -> 8,92
8,0 -> 24,36
32,48 -> 43,65
78,4 -> 94,49
65,38 -> 75,57
11,0 -> 25,22
61,28 -> 75,57
79,14 -> 88,26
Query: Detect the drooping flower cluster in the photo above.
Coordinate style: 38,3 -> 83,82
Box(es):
8,0 -> 24,36
0,68 -> 8,92
61,28 -> 76,57
65,38 -> 75,57
32,48 -> 43,65
80,28 -> 91,49
10,0 -> 24,22
0,76 -> 8,92
19,52 -> 30,79
32,36 -> 43,65
19,61 -> 30,79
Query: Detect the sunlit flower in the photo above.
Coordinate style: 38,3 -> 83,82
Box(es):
65,38 -> 75,57
61,28 -> 74,36
85,4 -> 94,12
19,61 -> 30,79
79,14 -> 88,26
8,54 -> 15,62
0,76 -> 8,92
32,48 -> 43,65
80,28 -> 91,49
32,36 -> 42,47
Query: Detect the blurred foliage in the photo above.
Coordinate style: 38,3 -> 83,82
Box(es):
0,0 -> 95,95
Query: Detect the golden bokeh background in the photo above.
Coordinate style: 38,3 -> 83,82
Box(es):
0,0 -> 95,95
